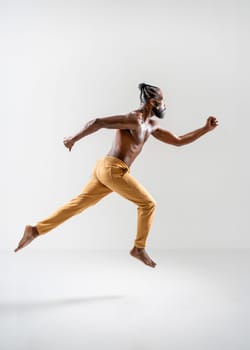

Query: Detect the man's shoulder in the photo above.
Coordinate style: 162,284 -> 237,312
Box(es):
149,118 -> 158,126
127,110 -> 142,119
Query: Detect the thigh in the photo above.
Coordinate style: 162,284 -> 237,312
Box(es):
95,157 -> 154,205
107,168 -> 155,206
78,174 -> 112,200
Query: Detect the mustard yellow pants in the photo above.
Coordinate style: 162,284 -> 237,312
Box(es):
36,156 -> 156,248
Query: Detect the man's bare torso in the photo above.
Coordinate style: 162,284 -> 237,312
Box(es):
107,112 -> 155,167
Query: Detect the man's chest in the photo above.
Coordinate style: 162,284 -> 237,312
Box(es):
129,122 -> 152,144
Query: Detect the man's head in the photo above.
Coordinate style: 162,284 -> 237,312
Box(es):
138,83 -> 166,119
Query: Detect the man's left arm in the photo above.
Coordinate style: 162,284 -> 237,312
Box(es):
152,116 -> 219,146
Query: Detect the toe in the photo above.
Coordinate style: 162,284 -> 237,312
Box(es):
150,260 -> 156,267
14,245 -> 21,253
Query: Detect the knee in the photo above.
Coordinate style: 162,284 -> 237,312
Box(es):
150,199 -> 156,210
144,198 -> 156,211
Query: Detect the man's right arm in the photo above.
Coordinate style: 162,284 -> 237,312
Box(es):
151,116 -> 218,147
63,113 -> 139,151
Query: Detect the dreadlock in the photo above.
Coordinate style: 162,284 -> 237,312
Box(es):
138,83 -> 161,104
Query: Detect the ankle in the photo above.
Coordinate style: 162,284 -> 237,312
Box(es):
32,226 -> 39,237
133,246 -> 145,251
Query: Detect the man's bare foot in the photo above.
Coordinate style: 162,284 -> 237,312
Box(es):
14,225 -> 39,253
130,246 -> 156,268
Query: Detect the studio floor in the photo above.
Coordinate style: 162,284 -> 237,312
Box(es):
0,249 -> 250,350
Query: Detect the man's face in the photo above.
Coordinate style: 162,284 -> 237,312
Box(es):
151,93 -> 166,119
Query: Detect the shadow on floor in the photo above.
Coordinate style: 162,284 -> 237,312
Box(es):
0,295 -> 124,313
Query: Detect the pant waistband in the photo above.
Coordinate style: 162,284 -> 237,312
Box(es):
102,156 -> 129,169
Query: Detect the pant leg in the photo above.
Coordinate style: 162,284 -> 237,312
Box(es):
36,164 -> 112,235
96,157 -> 156,248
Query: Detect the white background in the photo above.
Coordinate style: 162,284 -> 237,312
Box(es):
3,0 -> 250,251
2,2 -> 250,350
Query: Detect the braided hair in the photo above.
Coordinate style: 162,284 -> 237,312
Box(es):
138,83 -> 162,104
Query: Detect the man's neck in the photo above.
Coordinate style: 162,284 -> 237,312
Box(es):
138,105 -> 153,121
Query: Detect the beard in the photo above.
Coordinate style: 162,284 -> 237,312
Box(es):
152,106 -> 166,119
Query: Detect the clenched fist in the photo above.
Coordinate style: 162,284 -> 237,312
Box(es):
205,116 -> 219,131
63,136 -> 75,151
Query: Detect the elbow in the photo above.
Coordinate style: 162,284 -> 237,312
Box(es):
93,118 -> 103,130
174,137 -> 183,147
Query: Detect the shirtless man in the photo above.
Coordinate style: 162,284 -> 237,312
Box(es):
14,83 -> 218,267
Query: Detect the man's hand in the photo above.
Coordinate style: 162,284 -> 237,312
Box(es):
205,116 -> 219,131
63,136 -> 75,151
